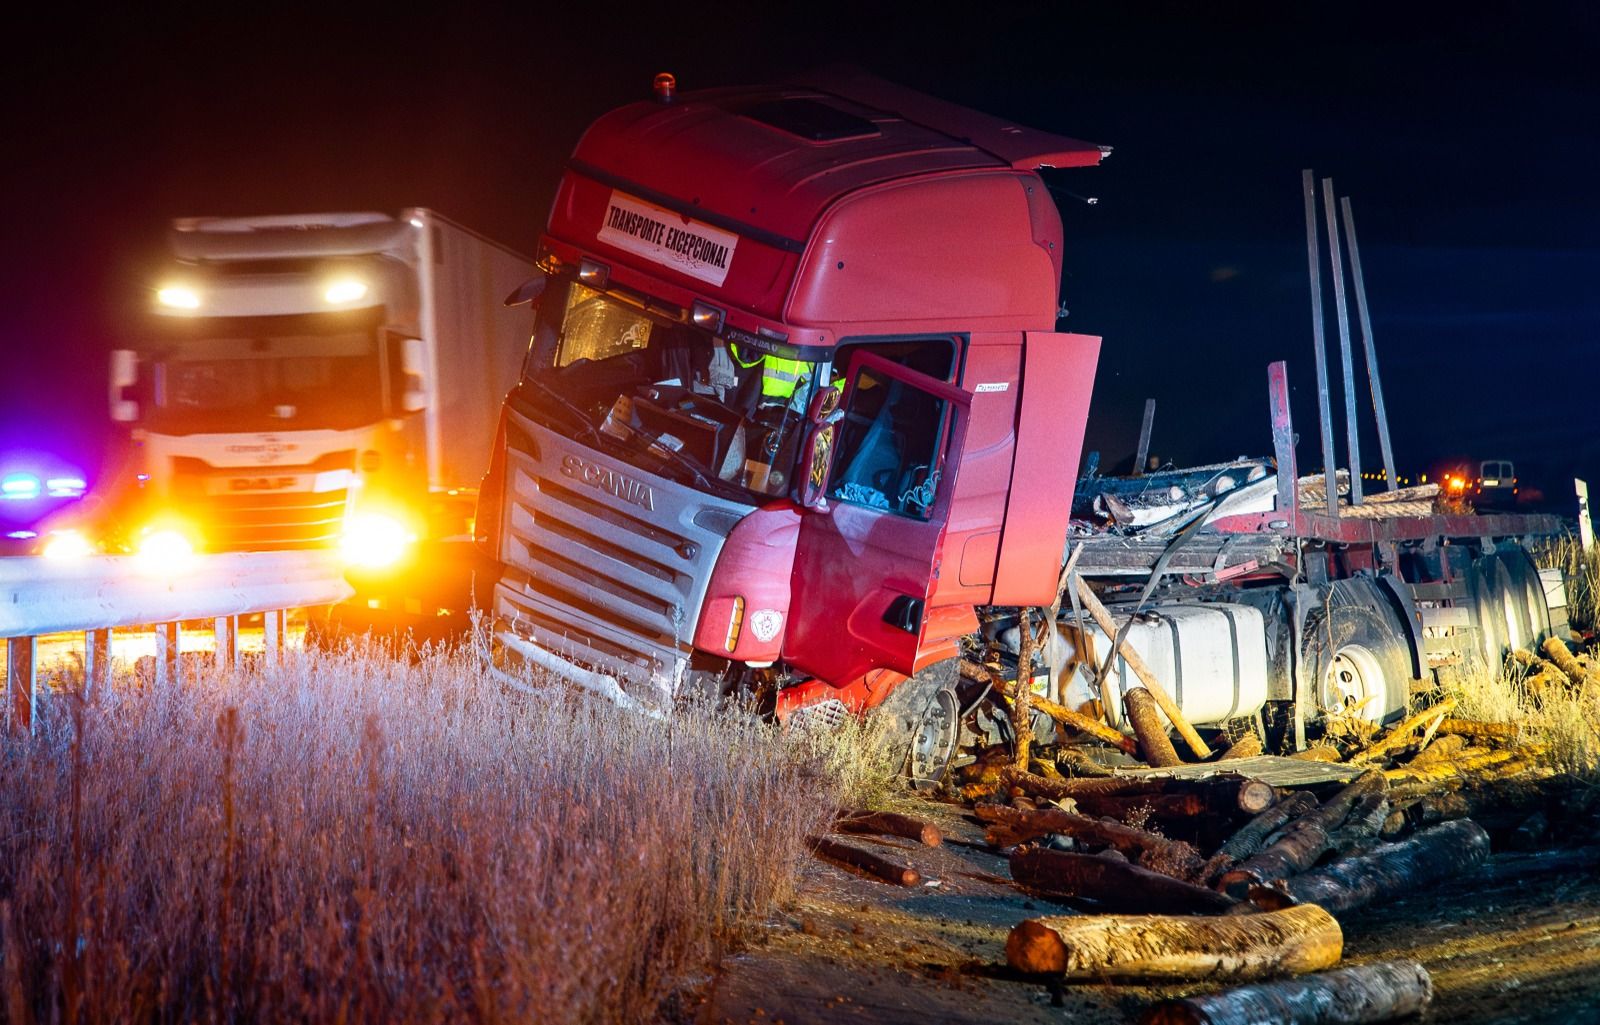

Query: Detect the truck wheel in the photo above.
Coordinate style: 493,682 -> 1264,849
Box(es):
869,659 -> 961,791
1300,579 -> 1411,726
1497,550 -> 1550,650
1467,556 -> 1513,670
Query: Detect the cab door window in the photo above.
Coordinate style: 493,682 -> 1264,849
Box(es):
827,364 -> 949,519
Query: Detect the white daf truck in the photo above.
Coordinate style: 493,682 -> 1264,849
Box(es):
110,210 -> 536,633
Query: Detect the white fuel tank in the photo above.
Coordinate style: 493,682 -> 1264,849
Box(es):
1050,602 -> 1270,728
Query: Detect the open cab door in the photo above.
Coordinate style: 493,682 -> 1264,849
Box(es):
782,351 -> 971,685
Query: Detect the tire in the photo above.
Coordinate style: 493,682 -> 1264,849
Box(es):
1467,557 -> 1509,672
869,659 -> 961,791
1497,549 -> 1550,650
1300,578 -> 1412,726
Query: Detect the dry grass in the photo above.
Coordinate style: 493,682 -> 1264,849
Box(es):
0,640 -> 866,1024
1442,660 -> 1600,774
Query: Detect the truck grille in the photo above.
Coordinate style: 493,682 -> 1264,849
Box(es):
494,414 -> 749,696
173,453 -> 354,552
201,490 -> 350,551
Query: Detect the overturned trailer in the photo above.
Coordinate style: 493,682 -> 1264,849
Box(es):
475,71 -> 1564,780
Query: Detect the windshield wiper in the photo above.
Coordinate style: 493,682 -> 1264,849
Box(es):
519,375 -> 601,443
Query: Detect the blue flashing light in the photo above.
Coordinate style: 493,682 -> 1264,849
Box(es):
46,477 -> 87,497
1,473 -> 40,500
6,529 -> 37,540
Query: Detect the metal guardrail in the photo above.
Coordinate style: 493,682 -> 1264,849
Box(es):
0,550 -> 354,732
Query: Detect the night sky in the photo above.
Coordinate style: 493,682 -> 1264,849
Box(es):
3,3 -> 1597,509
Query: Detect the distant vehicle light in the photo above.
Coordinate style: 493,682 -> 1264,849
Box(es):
42,530 -> 92,560
45,476 -> 87,497
324,279 -> 369,304
340,511 -> 415,569
1,472 -> 40,500
409,216 -> 425,228
7,529 -> 37,540
137,528 -> 197,573
157,286 -> 201,309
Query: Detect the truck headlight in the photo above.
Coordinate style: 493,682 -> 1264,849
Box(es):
324,279 -> 368,304
340,512 -> 415,569
157,286 -> 201,309
137,526 -> 199,575
42,530 -> 92,560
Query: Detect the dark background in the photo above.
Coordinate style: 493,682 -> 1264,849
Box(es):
3,2 -> 1596,508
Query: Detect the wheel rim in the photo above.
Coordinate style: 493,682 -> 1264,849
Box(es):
1322,643 -> 1385,721
906,687 -> 959,789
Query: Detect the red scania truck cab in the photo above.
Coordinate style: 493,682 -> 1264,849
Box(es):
478,71 -> 1104,742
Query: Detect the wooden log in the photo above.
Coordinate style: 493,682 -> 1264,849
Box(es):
1200,791 -> 1319,886
977,806 -> 1204,878
1011,846 -> 1237,914
1218,772 -> 1386,896
1279,819 -> 1490,913
809,836 -> 921,886
1139,959 -> 1432,1025
1406,732 -> 1467,767
1075,577 -> 1214,759
1234,779 -> 1278,815
1030,692 -> 1141,755
1543,637 -> 1598,687
1013,607 -> 1037,770
835,810 -> 942,847
1326,791 -> 1389,850
1006,903 -> 1341,982
1473,845 -> 1600,884
1057,746 -> 1117,777
1436,718 -> 1518,742
1126,686 -> 1183,767
1386,747 -> 1515,784
1290,744 -> 1344,762
1004,769 -> 1273,816
1073,791 -> 1211,822
1350,698 -> 1456,764
1220,731 -> 1263,761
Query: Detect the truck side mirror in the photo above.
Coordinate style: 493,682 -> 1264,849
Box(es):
807,384 -> 841,425
796,385 -> 844,509
503,270 -> 548,307
400,337 -> 428,413
797,421 -> 837,511
109,349 -> 140,422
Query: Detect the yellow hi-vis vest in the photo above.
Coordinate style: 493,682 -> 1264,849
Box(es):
731,345 -> 807,400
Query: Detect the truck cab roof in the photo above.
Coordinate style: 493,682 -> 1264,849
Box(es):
546,71 -> 1106,338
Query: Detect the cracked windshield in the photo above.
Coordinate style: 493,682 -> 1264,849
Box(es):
523,278 -> 825,500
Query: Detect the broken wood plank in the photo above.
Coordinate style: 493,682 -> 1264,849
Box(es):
1276,819 -> 1490,914
835,810 -> 942,847
1011,846 -> 1237,914
809,837 -> 921,886
1006,903 -> 1341,982
1075,577 -> 1214,759
1139,959 -> 1432,1025
1032,692 -> 1141,754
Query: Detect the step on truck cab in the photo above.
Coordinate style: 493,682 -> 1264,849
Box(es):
478,71 -> 1105,718
112,210 -> 536,635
